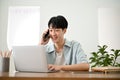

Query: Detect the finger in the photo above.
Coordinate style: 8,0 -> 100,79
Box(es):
44,29 -> 49,32
48,64 -> 55,71
49,67 -> 55,71
42,31 -> 48,39
43,29 -> 49,35
48,64 -> 53,69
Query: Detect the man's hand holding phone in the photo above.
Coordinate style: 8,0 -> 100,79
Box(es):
40,29 -> 50,45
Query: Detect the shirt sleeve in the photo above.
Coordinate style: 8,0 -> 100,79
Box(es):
75,42 -> 88,64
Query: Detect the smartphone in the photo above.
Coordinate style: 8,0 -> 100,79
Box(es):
43,30 -> 50,41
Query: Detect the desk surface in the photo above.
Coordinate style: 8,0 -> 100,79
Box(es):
0,71 -> 120,80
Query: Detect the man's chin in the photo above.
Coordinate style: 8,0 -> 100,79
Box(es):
52,39 -> 58,43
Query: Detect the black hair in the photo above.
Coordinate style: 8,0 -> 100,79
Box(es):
48,15 -> 68,29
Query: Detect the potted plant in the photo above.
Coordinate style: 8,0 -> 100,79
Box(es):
89,45 -> 120,72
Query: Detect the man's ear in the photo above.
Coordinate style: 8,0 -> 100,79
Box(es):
63,28 -> 67,34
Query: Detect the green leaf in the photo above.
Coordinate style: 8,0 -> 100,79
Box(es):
89,45 -> 120,67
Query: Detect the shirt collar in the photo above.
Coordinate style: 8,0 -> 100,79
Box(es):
64,38 -> 71,48
48,38 -> 71,53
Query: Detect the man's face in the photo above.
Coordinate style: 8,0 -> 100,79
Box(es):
49,26 -> 66,43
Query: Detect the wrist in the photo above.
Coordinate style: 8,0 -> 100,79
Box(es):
39,40 -> 48,45
59,65 -> 66,70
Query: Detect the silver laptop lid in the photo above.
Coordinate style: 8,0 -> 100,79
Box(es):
12,45 -> 49,72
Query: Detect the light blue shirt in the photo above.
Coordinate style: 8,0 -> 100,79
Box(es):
45,39 -> 88,65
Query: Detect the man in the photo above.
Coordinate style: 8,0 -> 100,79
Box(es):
39,15 -> 89,71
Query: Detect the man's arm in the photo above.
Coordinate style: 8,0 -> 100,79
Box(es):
39,29 -> 50,45
48,63 -> 89,71
61,63 -> 89,71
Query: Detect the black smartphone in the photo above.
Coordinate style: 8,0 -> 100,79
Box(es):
43,30 -> 50,41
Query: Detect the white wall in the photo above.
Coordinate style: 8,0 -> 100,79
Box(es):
98,8 -> 120,50
0,0 -> 120,59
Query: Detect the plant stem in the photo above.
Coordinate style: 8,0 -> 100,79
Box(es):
113,57 -> 117,66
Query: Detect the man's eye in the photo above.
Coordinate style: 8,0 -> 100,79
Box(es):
49,30 -> 52,32
55,29 -> 60,31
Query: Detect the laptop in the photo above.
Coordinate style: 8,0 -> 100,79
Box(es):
12,45 -> 52,72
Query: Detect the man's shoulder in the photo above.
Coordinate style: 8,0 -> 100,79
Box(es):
65,39 -> 81,47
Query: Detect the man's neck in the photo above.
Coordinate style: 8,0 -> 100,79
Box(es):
54,39 -> 65,53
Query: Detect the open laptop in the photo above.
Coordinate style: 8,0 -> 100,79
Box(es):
12,45 -> 52,72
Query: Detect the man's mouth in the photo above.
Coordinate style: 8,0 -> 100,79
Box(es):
52,37 -> 58,40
